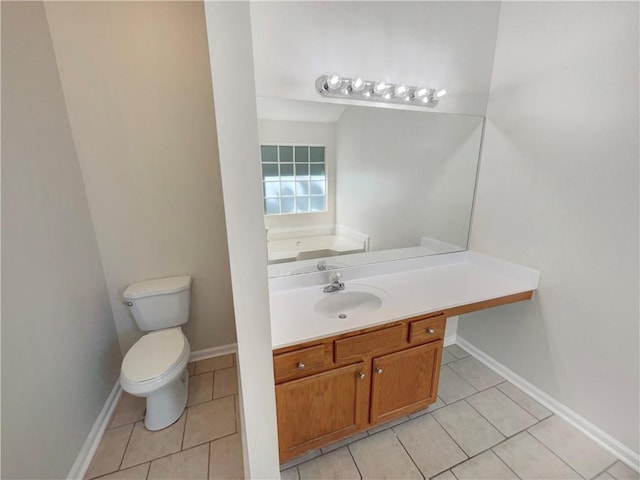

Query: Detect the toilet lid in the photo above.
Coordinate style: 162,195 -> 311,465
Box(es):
122,328 -> 187,383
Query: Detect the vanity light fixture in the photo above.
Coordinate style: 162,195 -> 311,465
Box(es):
316,74 -> 445,108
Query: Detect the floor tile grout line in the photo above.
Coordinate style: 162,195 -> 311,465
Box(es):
387,428 -> 426,480
495,381 -> 553,422
181,407 -> 189,451
520,429 -> 588,479
427,400 -> 551,478
429,410 -> 473,462
114,422 -> 137,475
439,364 -> 478,405
367,415 -> 412,436
591,460 -> 623,480
462,391 -> 538,439
184,430 -> 240,453
444,346 -> 470,360
447,363 -> 505,395
489,444 -> 523,480
436,429 -> 523,478
345,444 -> 364,480
280,449 -> 323,471
428,398 -> 547,476
206,441 -> 211,480
456,397 -> 507,443
289,465 -> 300,479
122,442 -> 214,476
321,431 -> 370,455
98,425 -> 186,475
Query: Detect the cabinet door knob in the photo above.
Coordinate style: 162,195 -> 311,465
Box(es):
376,367 -> 384,374
427,328 -> 435,335
297,362 -> 305,370
358,372 -> 366,379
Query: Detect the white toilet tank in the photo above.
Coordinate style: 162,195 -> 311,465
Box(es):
123,276 -> 192,331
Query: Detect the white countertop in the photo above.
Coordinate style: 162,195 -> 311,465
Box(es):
269,251 -> 540,349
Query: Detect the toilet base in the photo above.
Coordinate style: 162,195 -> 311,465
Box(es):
144,369 -> 189,431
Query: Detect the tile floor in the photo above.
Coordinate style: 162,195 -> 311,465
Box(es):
85,354 -> 243,480
280,345 -> 639,480
86,347 -> 639,480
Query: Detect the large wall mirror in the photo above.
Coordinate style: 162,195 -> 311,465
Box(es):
258,97 -> 484,277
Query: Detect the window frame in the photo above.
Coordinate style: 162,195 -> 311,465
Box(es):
261,143 -> 328,216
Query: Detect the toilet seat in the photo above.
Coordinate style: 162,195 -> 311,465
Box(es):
121,328 -> 190,395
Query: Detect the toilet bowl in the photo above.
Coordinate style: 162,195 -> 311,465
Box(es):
120,328 -> 190,430
120,276 -> 192,431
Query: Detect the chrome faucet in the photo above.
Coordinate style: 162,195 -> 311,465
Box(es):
323,272 -> 345,293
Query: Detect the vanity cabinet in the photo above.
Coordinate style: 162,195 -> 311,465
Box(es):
273,313 -> 446,463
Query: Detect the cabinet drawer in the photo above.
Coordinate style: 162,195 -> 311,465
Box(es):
335,324 -> 406,363
274,344 -> 331,383
408,315 -> 446,344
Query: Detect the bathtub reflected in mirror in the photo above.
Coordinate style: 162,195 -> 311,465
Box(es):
258,97 -> 484,277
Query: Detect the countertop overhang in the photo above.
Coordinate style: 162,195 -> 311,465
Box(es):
269,251 -> 540,350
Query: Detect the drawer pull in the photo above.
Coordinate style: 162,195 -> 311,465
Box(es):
297,362 -> 305,370
359,372 -> 366,379
427,328 -> 435,335
376,367 -> 384,374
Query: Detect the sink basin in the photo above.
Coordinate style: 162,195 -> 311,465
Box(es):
314,287 -> 385,318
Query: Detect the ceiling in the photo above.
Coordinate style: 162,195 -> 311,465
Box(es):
250,2 -> 502,116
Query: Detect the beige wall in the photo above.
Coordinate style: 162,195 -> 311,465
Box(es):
1,3 -> 122,478
44,1 -> 235,354
462,2 -> 639,453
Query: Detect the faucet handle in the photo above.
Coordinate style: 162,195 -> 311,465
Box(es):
331,272 -> 342,282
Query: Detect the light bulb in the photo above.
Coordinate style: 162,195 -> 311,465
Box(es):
352,77 -> 365,91
415,87 -> 428,98
327,74 -> 341,89
363,90 -> 371,97
374,81 -> 389,94
436,89 -> 447,98
394,84 -> 408,97
384,93 -> 391,100
422,96 -> 430,103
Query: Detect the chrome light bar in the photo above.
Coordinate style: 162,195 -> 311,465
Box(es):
315,74 -> 446,108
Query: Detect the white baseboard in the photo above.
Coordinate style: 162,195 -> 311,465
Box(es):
455,337 -> 640,473
68,343 -> 238,479
444,334 -> 457,347
189,342 -> 237,363
67,381 -> 122,480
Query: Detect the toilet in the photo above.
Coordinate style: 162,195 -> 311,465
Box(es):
120,275 -> 192,431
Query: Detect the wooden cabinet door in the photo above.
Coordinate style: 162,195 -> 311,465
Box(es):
275,362 -> 370,463
370,342 -> 442,425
